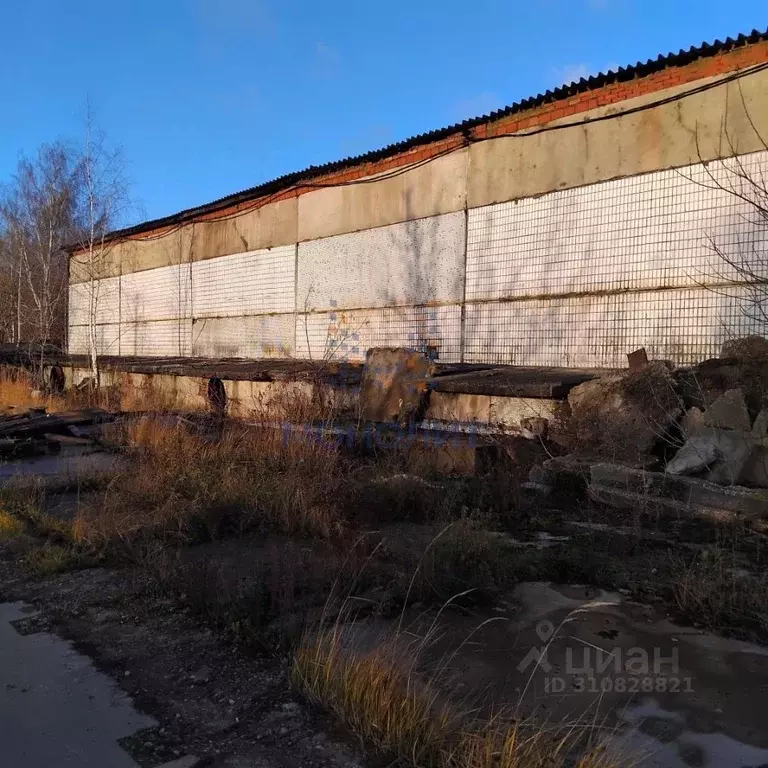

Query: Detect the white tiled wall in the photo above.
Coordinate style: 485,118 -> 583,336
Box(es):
120,320 -> 192,357
68,276 -> 120,327
464,286 -> 766,367
68,322 -> 120,357
466,152 -> 768,302
296,304 -> 462,362
192,245 -> 295,317
297,212 -> 465,312
191,315 -> 295,358
69,150 -> 768,367
120,264 -> 190,323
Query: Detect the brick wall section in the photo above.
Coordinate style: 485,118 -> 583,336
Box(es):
77,39 -> 768,250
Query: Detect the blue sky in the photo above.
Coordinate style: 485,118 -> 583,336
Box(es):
1,0 -> 765,225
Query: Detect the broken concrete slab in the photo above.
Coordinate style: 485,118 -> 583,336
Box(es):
706,432 -> 755,485
665,431 -> 720,475
702,388 -> 751,431
359,348 -> 435,424
591,462 -> 768,522
720,335 -> 768,360
674,357 -> 768,416
428,366 -> 602,399
566,361 -> 682,461
665,427 -> 754,485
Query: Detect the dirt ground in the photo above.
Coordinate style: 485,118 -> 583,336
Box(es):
2,413 -> 768,767
0,543 -> 366,768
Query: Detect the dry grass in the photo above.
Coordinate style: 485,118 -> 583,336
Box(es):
293,618 -> 629,768
671,546 -> 768,642
0,507 -> 25,539
0,368 -> 69,413
73,416 -> 349,558
387,521 -> 520,608
24,542 -> 91,576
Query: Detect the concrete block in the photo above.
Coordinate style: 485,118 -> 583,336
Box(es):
705,432 -> 754,485
359,348 -> 434,424
591,462 -> 768,520
740,446 -> 768,487
665,433 -> 720,475
567,362 -> 682,460
703,388 -> 751,431
665,427 -> 753,484
627,347 -> 648,370
425,391 -> 492,425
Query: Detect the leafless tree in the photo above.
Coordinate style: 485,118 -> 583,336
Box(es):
0,142 -> 82,373
69,107 -> 131,384
0,232 -> 18,343
688,93 -> 768,337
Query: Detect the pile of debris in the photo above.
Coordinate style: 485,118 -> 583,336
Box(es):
529,336 -> 768,523
666,388 -> 767,485
0,408 -> 114,459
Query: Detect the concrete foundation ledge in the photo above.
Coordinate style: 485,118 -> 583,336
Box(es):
590,462 -> 768,522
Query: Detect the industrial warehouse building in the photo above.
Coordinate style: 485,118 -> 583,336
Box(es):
67,31 -> 768,370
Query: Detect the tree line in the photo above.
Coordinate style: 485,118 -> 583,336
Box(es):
0,113 -> 130,380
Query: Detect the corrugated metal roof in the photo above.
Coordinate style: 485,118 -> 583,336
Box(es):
71,28 -> 768,248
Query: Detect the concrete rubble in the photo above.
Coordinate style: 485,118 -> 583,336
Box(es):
528,337 -> 768,522
566,360 -> 682,461
666,388 -> 768,486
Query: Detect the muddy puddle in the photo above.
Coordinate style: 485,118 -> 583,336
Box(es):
359,581 -> 768,767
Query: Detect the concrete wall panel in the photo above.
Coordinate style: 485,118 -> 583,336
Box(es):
296,304 -> 462,362
120,264 -> 191,323
190,197 -> 298,262
69,231 -> 185,283
467,68 -> 768,210
297,212 -> 465,312
68,276 -> 120,327
191,315 -> 295,359
464,285 -> 766,368
119,320 -> 192,357
467,151 -> 768,302
68,323 -> 120,356
191,245 -> 295,317
297,149 -> 468,242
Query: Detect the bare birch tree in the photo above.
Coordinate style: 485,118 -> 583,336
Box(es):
70,108 -> 131,384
